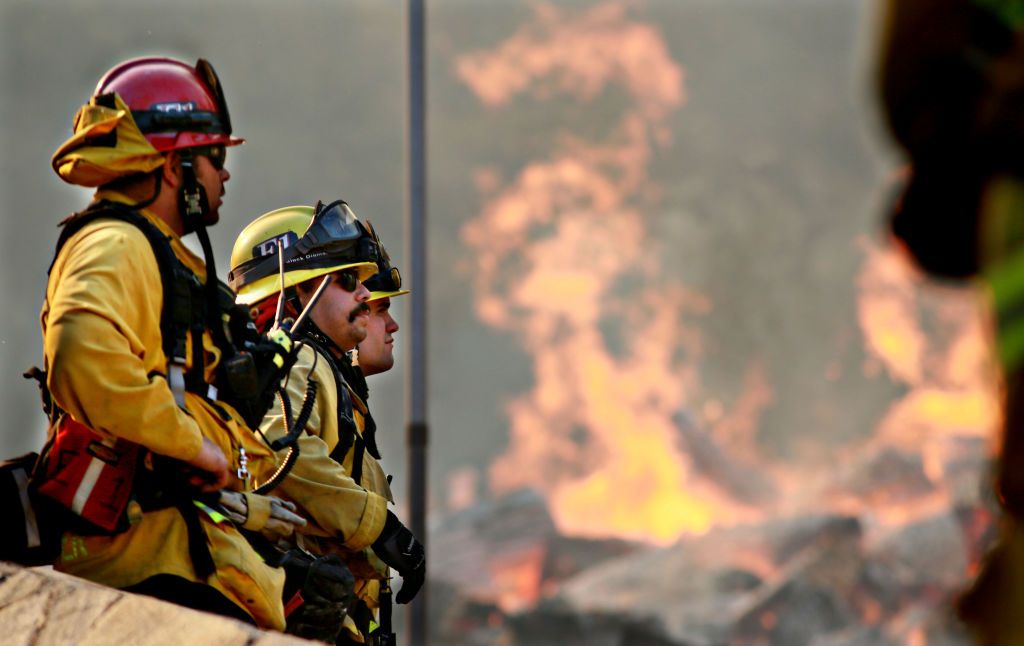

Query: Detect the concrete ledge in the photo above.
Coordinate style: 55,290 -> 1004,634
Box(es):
0,562 -> 309,646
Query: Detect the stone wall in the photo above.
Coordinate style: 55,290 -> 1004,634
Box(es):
0,562 -> 308,646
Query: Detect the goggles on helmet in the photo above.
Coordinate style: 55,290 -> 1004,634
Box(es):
230,199 -> 376,292
360,219 -> 408,299
364,265 -> 402,293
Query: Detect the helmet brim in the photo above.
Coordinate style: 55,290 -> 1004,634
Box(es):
368,289 -> 410,302
236,261 -> 378,305
148,132 -> 245,153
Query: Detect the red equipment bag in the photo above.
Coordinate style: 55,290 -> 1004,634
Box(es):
35,415 -> 140,534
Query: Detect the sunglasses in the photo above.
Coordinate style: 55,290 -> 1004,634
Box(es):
191,144 -> 227,170
334,269 -> 361,293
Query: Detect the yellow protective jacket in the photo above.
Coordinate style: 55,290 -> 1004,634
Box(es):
259,343 -> 391,641
41,190 -> 286,630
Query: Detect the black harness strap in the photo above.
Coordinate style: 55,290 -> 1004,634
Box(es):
301,336 -> 365,486
45,201 -> 221,571
180,501 -> 216,580
340,357 -> 381,461
53,201 -> 183,365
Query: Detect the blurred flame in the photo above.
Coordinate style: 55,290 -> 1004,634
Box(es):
856,242 -> 998,440
456,0 -> 684,128
849,239 -> 999,526
489,545 -> 547,612
856,241 -> 926,383
458,0 -> 739,544
712,360 -> 775,464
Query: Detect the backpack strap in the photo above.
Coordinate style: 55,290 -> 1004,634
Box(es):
339,355 -> 381,460
51,201 -> 207,406
301,337 -> 365,486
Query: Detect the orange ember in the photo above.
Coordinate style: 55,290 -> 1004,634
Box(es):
489,544 -> 548,612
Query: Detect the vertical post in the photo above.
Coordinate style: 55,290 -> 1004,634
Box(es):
406,0 -> 429,645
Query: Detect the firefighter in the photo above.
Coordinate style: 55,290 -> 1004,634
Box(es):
41,57 -> 294,629
355,220 -> 409,378
878,0 -> 1024,640
341,220 -> 411,645
229,202 -> 426,645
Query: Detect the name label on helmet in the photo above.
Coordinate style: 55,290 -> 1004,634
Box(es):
254,232 -> 299,258
153,101 -> 197,113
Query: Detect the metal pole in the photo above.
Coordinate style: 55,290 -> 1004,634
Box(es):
406,0 -> 429,644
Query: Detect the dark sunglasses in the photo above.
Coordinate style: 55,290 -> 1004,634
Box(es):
191,144 -> 227,170
334,269 -> 361,292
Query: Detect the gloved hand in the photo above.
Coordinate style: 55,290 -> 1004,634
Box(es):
371,511 -> 425,604
218,490 -> 307,537
280,550 -> 355,642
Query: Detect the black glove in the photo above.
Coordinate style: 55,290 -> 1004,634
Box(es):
280,550 -> 355,642
372,511 -> 426,604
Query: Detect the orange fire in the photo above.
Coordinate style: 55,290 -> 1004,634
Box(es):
456,0 -> 684,127
855,240 -> 999,510
489,544 -> 548,612
457,0 -> 759,544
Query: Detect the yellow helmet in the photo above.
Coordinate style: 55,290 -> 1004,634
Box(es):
229,201 -> 378,305
362,219 -> 411,301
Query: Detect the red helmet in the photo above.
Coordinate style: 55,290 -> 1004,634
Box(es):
94,57 -> 244,153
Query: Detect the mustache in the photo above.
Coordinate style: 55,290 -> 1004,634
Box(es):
347,302 -> 370,323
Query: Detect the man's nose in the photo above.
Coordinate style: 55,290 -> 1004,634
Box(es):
355,282 -> 371,301
387,315 -> 399,334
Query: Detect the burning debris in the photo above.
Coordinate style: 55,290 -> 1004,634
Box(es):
430,489 -> 642,613
429,490 -> 987,645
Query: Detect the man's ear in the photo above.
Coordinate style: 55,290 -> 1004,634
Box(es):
161,151 -> 182,189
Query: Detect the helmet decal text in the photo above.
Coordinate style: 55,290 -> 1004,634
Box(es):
254,232 -> 299,259
153,101 -> 198,113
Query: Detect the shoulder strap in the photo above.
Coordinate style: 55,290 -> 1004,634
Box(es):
339,356 -> 381,460
49,201 -> 199,404
303,337 -> 365,485
52,202 -> 182,363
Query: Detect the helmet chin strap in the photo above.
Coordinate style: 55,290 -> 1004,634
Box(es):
179,151 -> 230,347
178,152 -> 209,236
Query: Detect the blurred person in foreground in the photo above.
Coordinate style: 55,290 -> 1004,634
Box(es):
33,57 -> 306,628
229,202 -> 425,644
879,0 -> 1024,641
